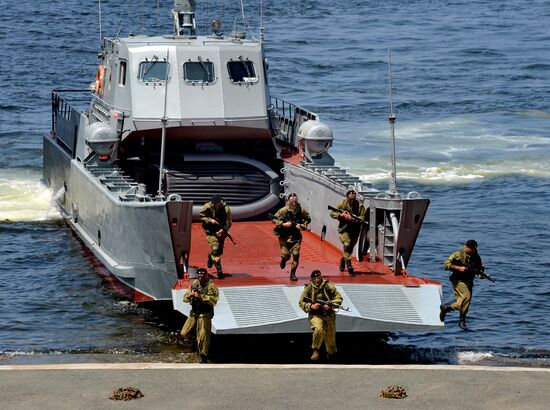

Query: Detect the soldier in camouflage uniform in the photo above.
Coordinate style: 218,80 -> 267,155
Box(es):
329,189 -> 367,276
199,194 -> 232,279
440,239 -> 485,330
299,270 -> 343,361
272,193 -> 311,281
180,268 -> 219,363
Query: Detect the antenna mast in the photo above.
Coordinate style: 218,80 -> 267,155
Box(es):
172,0 -> 196,35
387,49 -> 399,196
157,50 -> 171,198
98,0 -> 103,48
260,0 -> 264,43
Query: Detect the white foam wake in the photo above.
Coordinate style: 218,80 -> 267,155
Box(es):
0,169 -> 61,222
357,156 -> 550,184
457,351 -> 494,364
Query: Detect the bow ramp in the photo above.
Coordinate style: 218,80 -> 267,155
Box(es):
172,221 -> 443,334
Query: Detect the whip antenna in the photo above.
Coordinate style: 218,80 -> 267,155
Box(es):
157,50 -> 171,198
98,0 -> 103,48
387,49 -> 399,196
260,0 -> 264,43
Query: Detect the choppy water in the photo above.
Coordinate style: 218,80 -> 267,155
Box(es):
1,0 -> 549,366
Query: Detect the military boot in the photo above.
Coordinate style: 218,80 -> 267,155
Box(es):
207,253 -> 213,268
346,260 -> 354,276
215,262 -> 224,279
289,268 -> 298,281
458,316 -> 467,330
439,304 -> 453,322
339,257 -> 346,272
310,349 -> 320,361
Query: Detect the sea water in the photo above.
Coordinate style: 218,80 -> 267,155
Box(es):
0,0 -> 549,366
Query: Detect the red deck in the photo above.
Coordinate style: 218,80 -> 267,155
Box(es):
178,221 -> 435,288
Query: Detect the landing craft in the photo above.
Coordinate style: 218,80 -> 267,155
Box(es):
43,0 -> 443,334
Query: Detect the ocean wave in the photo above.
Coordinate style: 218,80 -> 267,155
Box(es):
0,169 -> 61,222
357,157 -> 550,184
457,351 -> 494,364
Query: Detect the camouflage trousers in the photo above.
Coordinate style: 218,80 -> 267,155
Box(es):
206,234 -> 226,263
450,280 -> 473,316
339,230 -> 360,262
278,237 -> 302,270
180,313 -> 213,357
309,315 -> 337,355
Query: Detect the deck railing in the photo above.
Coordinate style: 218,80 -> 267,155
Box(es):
270,97 -> 318,151
51,90 -> 90,157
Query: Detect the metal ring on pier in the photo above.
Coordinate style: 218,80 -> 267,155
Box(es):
407,191 -> 421,199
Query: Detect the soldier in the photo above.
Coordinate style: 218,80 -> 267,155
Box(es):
180,267 -> 219,363
299,270 -> 343,361
272,193 -> 311,281
329,189 -> 366,276
440,239 -> 485,330
199,194 -> 232,279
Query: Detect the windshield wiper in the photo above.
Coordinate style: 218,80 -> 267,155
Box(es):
197,56 -> 210,79
144,57 -> 159,75
239,56 -> 252,78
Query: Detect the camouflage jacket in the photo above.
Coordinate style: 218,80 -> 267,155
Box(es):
199,200 -> 232,236
273,204 -> 311,240
329,198 -> 366,233
299,280 -> 342,318
183,279 -> 219,317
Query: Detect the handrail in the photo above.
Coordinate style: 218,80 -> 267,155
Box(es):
270,96 -> 318,150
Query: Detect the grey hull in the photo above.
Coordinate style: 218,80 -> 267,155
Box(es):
44,135 -> 178,301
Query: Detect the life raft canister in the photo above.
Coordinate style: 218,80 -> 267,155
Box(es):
95,65 -> 106,96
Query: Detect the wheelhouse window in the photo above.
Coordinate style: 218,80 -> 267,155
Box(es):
138,60 -> 169,82
183,60 -> 215,84
227,58 -> 257,83
118,60 -> 127,86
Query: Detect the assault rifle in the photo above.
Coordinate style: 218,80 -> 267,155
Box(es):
268,213 -> 310,231
457,261 -> 497,283
213,217 -> 236,246
303,296 -> 350,314
189,283 -> 204,311
191,283 -> 204,294
473,269 -> 496,283
328,205 -> 366,224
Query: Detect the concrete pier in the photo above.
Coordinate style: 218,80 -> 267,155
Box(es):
1,363 -> 549,409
